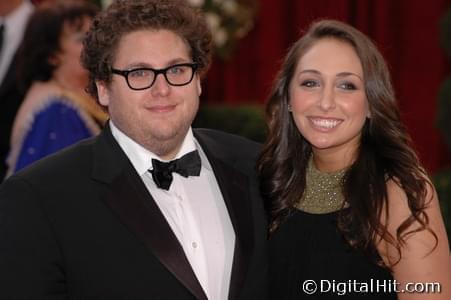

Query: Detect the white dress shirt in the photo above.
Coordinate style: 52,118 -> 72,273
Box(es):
0,0 -> 34,84
110,121 -> 235,300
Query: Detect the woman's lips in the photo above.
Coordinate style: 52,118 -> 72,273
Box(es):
308,117 -> 343,131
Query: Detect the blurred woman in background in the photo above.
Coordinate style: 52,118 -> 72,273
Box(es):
6,0 -> 107,176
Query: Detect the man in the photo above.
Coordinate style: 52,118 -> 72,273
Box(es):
0,0 -> 267,299
0,0 -> 34,180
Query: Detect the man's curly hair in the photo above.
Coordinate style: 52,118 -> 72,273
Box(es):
81,0 -> 212,103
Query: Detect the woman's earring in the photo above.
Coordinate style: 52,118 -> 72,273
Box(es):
287,104 -> 292,112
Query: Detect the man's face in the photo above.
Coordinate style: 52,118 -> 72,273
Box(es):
97,29 -> 201,159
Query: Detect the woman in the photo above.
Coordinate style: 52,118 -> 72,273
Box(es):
258,19 -> 450,299
6,0 -> 107,176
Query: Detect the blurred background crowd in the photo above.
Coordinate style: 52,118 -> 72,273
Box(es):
0,0 -> 450,239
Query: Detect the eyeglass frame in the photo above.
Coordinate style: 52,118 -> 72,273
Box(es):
110,62 -> 199,91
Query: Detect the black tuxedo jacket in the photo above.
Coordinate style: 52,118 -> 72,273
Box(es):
0,52 -> 26,181
0,126 -> 268,299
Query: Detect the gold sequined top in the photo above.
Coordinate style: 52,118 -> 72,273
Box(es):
295,157 -> 347,214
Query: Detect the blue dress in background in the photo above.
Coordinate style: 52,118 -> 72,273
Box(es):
7,82 -> 107,176
13,100 -> 94,172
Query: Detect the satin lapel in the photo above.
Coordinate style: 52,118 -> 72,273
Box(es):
92,126 -> 208,300
194,131 -> 254,300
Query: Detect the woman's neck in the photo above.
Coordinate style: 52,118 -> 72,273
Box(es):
312,149 -> 356,173
52,72 -> 88,96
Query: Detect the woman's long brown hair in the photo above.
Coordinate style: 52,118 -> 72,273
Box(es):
257,19 -> 436,266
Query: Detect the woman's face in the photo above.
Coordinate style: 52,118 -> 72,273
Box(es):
52,16 -> 92,86
289,38 -> 370,171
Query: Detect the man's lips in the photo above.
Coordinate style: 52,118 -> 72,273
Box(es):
146,104 -> 177,113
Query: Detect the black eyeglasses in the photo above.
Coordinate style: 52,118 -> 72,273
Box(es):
111,63 -> 199,90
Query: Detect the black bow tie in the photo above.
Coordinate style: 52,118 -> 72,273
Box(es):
150,150 -> 201,190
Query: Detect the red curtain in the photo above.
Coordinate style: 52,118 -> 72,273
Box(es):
203,0 -> 451,174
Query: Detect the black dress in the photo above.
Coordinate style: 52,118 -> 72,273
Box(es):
269,209 -> 397,299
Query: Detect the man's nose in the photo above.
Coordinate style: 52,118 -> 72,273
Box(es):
150,73 -> 170,96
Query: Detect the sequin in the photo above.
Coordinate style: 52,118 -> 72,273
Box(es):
296,156 -> 347,214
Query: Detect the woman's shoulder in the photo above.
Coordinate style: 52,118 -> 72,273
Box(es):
379,178 -> 451,299
382,176 -> 438,248
384,176 -> 435,220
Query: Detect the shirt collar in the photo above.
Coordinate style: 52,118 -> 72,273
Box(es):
4,0 -> 34,30
110,120 -> 211,176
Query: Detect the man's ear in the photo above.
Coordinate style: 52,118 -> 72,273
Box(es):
196,75 -> 202,96
96,81 -> 110,107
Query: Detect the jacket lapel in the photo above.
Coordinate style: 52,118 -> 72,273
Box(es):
0,55 -> 18,95
194,130 -> 254,300
91,125 -> 208,300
